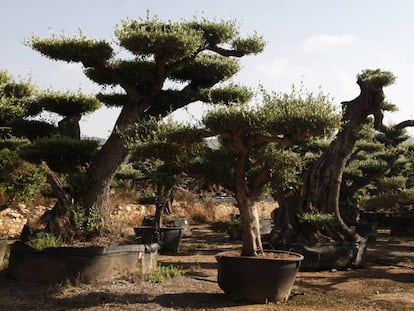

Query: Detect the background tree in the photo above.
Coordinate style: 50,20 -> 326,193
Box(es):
28,15 -> 265,231
0,70 -> 101,238
271,69 -> 414,245
125,86 -> 338,256
0,70 -> 46,211
339,121 -> 414,222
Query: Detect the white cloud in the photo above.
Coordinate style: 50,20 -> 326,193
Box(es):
257,57 -> 291,78
302,34 -> 355,53
256,57 -> 310,81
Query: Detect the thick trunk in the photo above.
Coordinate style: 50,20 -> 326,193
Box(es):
82,130 -> 128,226
81,98 -> 155,226
238,199 -> 263,256
233,131 -> 263,256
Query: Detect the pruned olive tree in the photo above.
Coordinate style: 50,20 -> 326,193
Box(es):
28,15 -> 265,232
124,86 -> 338,256
339,121 -> 414,222
0,70 -> 102,238
271,69 -> 414,245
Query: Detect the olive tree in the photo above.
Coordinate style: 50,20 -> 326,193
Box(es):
271,69 -> 414,245
125,86 -> 338,256
28,15 -> 265,231
0,70 -> 101,237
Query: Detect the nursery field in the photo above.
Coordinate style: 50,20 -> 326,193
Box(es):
0,202 -> 414,310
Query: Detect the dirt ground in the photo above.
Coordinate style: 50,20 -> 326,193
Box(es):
0,224 -> 413,311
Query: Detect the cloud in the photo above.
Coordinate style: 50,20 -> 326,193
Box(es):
257,57 -> 309,80
257,57 -> 291,78
302,34 -> 355,53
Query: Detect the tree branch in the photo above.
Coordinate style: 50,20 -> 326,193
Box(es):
393,119 -> 414,131
207,46 -> 246,57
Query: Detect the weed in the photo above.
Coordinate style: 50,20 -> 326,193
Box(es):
28,232 -> 63,250
71,203 -> 103,238
211,219 -> 240,233
145,264 -> 182,283
182,242 -> 210,252
189,264 -> 201,272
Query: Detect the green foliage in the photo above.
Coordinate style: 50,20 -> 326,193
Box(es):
113,163 -> 144,189
85,61 -> 157,87
357,69 -> 396,88
359,189 -> 414,211
116,17 -> 204,61
28,232 -> 63,250
0,70 -> 34,125
29,32 -> 113,64
136,191 -> 157,205
211,219 -> 241,233
232,32 -> 266,54
203,85 -> 339,139
169,54 -> 240,87
20,136 -> 99,172
182,242 -> 210,252
0,149 -> 47,205
298,212 -> 335,226
206,84 -> 253,105
342,120 -> 413,214
145,264 -> 182,283
70,203 -> 103,238
35,92 -> 101,116
12,119 -> 58,140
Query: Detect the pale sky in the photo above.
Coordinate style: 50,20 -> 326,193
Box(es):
2,0 -> 414,137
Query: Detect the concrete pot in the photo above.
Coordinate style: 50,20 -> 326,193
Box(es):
8,242 -> 159,284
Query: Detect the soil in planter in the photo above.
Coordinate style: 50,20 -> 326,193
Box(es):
224,250 -> 301,260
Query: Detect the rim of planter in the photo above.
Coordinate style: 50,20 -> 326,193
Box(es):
14,242 -> 160,255
216,250 -> 304,261
134,226 -> 184,230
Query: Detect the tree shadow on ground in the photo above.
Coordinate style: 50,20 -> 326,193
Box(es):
50,292 -> 154,310
153,292 -> 245,309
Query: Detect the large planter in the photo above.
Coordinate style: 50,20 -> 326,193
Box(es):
216,250 -> 303,303
226,218 -> 273,241
134,226 -> 183,253
359,212 -> 394,228
391,216 -> 414,236
142,215 -> 191,237
272,237 -> 368,271
8,242 -> 159,284
356,222 -> 377,242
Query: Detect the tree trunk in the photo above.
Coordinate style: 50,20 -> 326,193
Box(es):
81,130 -> 128,227
238,199 -> 263,256
233,131 -> 263,256
81,97 -> 156,228
37,163 -> 75,239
